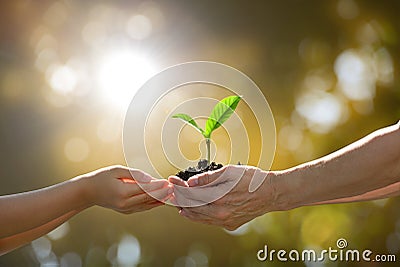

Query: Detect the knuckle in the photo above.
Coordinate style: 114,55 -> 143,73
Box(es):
214,197 -> 227,205
198,174 -> 209,186
216,209 -> 230,220
225,165 -> 233,171
110,165 -> 124,171
143,193 -> 155,202
116,199 -> 127,210
104,165 -> 122,175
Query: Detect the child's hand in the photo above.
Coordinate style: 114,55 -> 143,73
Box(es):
77,165 -> 172,214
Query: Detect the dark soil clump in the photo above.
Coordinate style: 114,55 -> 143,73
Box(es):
175,159 -> 223,181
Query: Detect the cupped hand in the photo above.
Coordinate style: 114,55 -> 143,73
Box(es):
78,165 -> 173,214
169,165 -> 280,230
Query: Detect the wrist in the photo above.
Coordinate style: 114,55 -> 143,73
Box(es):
267,169 -> 305,211
70,175 -> 96,209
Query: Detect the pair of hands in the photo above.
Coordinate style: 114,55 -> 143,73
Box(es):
82,165 -> 278,231
75,122 -> 400,231
78,166 -> 172,214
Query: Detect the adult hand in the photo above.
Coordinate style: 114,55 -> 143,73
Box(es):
169,165 -> 281,230
77,165 -> 172,214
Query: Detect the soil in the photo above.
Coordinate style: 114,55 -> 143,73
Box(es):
175,159 -> 223,181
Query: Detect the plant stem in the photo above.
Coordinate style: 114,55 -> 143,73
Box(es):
206,138 -> 211,165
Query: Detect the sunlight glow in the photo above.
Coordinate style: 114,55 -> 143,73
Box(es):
97,50 -> 156,109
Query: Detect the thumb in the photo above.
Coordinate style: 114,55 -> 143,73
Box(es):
128,169 -> 153,183
187,167 -> 224,186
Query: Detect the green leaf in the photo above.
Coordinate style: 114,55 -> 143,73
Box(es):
204,95 -> 242,138
172,113 -> 204,134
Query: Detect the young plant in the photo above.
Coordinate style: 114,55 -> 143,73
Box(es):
172,95 -> 242,165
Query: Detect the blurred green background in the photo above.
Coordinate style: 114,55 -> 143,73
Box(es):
1,0 -> 400,266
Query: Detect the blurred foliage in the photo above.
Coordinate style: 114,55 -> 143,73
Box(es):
0,0 -> 400,266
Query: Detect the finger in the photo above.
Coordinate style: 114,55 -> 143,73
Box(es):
168,176 -> 188,187
128,169 -> 153,183
122,200 -> 164,214
168,194 -> 178,206
123,179 -> 169,197
109,165 -> 153,183
197,166 -> 230,186
187,176 -> 200,186
172,186 -> 209,207
172,178 -> 236,207
125,186 -> 173,208
143,201 -> 165,210
158,185 -> 174,203
137,179 -> 169,194
188,165 -> 239,187
187,171 -> 215,186
145,186 -> 174,203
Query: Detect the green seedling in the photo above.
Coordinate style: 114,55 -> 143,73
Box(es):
172,95 -> 242,165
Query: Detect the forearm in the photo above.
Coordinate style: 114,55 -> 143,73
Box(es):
273,122 -> 400,210
0,178 -> 90,238
0,209 -> 81,256
312,181 -> 400,205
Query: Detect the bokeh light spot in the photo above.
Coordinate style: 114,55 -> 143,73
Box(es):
301,208 -> 351,246
60,252 -> 82,267
47,65 -> 78,95
337,0 -> 359,20
117,234 -> 141,266
374,47 -> 394,85
296,91 -> 343,134
126,14 -> 152,40
43,1 -> 68,27
34,34 -> 58,55
334,50 -> 375,101
81,21 -> 106,46
174,256 -> 196,267
47,222 -> 70,241
357,22 -> 380,45
64,138 -> 90,162
279,125 -> 303,151
31,237 -> 52,261
35,48 -> 59,72
97,118 -> 121,143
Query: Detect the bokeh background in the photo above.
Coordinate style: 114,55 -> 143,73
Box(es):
1,0 -> 400,266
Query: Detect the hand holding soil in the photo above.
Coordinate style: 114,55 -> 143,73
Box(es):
169,165 -> 280,230
169,122 -> 400,231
